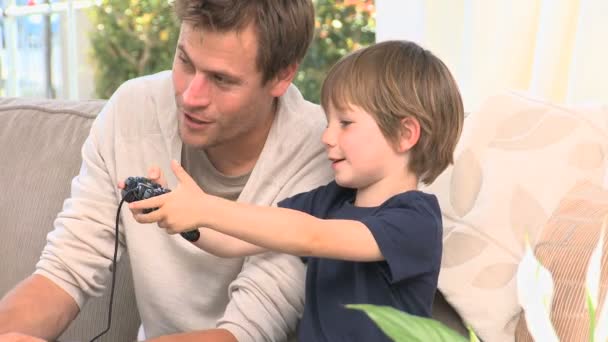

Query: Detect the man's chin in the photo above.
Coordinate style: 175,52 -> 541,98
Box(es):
178,128 -> 212,148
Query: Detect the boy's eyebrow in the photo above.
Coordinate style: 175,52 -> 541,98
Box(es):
176,44 -> 242,81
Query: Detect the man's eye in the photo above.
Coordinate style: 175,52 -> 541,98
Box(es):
178,54 -> 190,65
213,74 -> 229,84
177,55 -> 194,71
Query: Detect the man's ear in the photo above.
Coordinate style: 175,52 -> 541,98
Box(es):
268,63 -> 299,97
398,117 -> 421,153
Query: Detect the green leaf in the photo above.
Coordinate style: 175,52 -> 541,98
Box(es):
467,325 -> 481,342
347,304 -> 469,342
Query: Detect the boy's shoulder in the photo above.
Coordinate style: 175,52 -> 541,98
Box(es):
382,190 -> 440,217
279,181 -> 353,213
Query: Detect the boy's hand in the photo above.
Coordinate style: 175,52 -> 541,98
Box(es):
129,160 -> 209,234
118,165 -> 168,219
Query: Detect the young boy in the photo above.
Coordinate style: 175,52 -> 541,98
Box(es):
129,40 -> 464,341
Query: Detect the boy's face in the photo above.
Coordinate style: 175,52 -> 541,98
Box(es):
322,103 -> 407,196
172,22 -> 290,153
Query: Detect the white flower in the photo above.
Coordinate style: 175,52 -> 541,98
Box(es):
516,236 -> 558,342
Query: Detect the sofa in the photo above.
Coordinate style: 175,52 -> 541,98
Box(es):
0,96 -> 467,341
1,92 -> 606,341
0,98 -> 140,341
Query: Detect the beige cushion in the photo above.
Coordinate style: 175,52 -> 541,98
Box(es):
515,181 -> 608,341
420,92 -> 608,341
0,98 -> 139,341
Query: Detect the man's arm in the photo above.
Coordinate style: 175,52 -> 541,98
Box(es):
0,275 -> 79,341
146,329 -> 237,342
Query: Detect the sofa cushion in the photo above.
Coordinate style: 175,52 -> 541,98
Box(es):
514,181 -> 608,341
0,97 -> 139,341
420,92 -> 608,341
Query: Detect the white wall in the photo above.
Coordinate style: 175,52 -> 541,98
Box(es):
376,0 -> 426,44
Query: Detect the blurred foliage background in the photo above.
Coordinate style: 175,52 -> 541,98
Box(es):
88,0 -> 375,102
88,0 -> 180,99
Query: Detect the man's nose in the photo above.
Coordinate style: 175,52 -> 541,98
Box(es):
182,73 -> 211,108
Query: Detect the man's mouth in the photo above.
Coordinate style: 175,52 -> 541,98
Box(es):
183,112 -> 212,126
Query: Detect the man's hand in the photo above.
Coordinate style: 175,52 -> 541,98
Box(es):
0,333 -> 46,342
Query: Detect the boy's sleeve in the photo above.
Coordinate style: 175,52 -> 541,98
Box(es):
360,199 -> 442,284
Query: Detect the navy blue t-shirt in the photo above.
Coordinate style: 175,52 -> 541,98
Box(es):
278,181 -> 442,342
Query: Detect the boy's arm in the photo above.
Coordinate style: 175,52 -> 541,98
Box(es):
131,160 -> 384,261
193,229 -> 266,257
203,199 -> 384,261
124,165 -> 266,258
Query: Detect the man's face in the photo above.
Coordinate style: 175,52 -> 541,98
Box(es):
172,22 -> 281,150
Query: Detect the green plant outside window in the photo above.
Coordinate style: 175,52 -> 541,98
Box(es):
88,0 -> 375,102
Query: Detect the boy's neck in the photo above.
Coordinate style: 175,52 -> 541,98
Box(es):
354,173 -> 419,207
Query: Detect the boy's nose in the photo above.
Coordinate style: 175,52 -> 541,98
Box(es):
321,127 -> 336,147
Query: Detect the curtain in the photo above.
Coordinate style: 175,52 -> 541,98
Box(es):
376,0 -> 608,111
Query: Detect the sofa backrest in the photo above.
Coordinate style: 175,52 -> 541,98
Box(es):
0,97 -> 139,341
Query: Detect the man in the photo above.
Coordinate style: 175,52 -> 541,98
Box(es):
0,1 -> 333,341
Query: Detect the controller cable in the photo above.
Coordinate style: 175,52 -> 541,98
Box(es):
89,189 -> 133,342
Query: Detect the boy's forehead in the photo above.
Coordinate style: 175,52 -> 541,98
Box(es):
325,100 -> 364,117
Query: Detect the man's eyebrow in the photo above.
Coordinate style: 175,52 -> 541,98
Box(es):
176,44 -> 241,81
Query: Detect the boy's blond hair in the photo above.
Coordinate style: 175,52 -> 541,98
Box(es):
174,0 -> 314,84
321,40 -> 464,185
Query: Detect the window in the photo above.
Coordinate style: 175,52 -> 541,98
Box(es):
0,0 -> 94,99
1,0 -> 376,102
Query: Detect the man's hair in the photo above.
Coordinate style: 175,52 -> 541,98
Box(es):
174,0 -> 314,84
321,40 -> 464,185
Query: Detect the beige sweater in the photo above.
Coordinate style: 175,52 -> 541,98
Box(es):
35,71 -> 333,341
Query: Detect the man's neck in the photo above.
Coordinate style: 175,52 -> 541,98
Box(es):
205,110 -> 276,177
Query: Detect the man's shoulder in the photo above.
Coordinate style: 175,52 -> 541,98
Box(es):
114,70 -> 173,99
277,85 -> 326,133
98,70 -> 176,138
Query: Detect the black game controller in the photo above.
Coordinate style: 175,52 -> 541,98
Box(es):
122,177 -> 200,242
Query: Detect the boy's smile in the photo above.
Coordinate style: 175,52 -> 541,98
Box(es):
322,103 -> 412,205
328,157 -> 346,169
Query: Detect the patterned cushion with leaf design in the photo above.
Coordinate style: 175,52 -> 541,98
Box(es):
420,92 -> 608,341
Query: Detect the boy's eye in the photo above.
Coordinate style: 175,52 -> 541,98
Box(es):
339,120 -> 352,127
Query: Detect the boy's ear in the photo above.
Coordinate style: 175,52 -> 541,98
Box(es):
398,117 -> 421,153
269,63 -> 299,97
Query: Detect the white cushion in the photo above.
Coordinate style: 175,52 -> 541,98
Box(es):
421,91 -> 608,341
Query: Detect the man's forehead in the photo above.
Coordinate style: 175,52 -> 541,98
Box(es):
180,22 -> 257,49
177,23 -> 263,79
